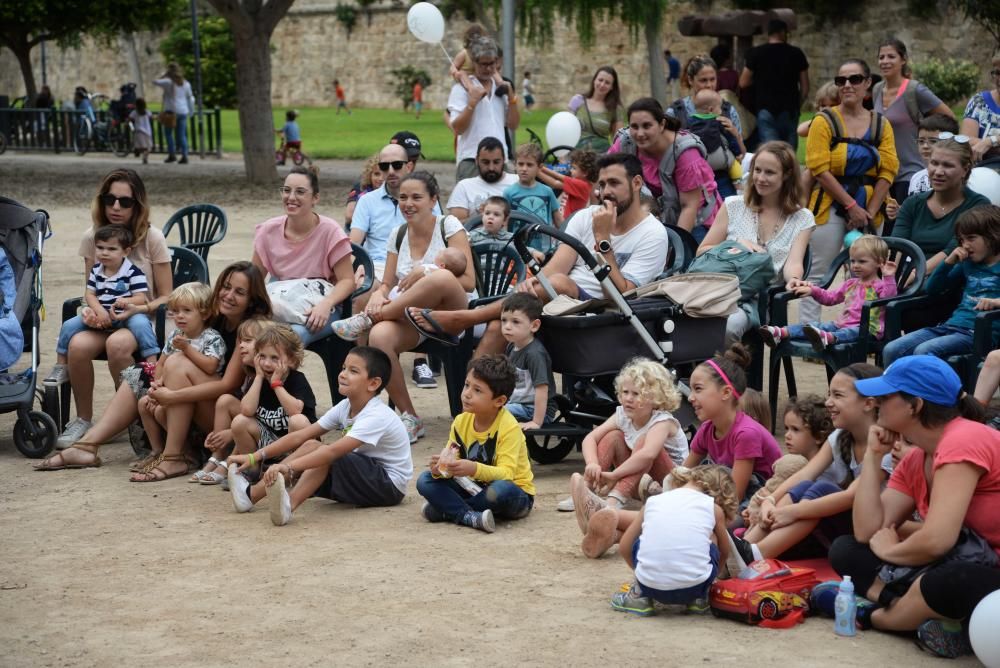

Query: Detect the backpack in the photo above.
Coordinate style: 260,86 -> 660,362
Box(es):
617,130 -> 715,228
688,117 -> 735,172
871,78 -> 922,126
709,558 -> 820,625
687,240 -> 776,302
810,109 -> 886,221
394,215 -> 450,253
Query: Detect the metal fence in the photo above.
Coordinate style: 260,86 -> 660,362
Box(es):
0,107 -> 223,157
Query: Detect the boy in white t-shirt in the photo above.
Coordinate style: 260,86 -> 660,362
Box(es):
227,346 -> 413,526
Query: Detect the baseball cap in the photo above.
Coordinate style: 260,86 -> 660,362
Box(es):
391,131 -> 424,160
854,356 -> 962,406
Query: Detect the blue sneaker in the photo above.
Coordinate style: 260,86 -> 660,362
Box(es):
917,619 -> 972,658
810,580 -> 878,626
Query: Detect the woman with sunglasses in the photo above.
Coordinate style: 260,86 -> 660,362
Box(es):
873,39 -> 955,204
961,56 -> 1000,166
48,169 -> 173,449
817,356 -> 1000,658
252,165 -> 355,346
801,59 -> 899,326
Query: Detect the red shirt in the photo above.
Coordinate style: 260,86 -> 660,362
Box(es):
335,85 -> 345,101
413,83 -> 423,102
559,176 -> 593,220
888,418 -> 1000,557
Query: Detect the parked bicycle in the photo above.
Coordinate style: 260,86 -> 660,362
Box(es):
72,85 -> 134,157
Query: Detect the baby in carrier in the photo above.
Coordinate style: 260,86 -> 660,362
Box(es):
688,89 -> 741,175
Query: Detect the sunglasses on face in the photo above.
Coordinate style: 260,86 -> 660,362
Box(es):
101,194 -> 136,209
991,69 -> 1000,77
834,74 -> 868,87
937,132 -> 971,144
378,160 -> 407,172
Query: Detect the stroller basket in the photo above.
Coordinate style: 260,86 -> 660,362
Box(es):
539,298 -> 726,376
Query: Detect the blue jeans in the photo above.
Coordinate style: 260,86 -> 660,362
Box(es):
416,470 -> 534,523
290,306 -> 341,346
505,401 -> 553,424
690,225 -> 708,244
56,314 -> 160,359
756,109 -> 798,149
166,114 -> 189,158
787,479 -> 842,502
786,321 -> 860,344
881,324 -> 973,366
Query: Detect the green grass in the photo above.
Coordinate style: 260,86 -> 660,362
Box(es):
218,106 -> 562,161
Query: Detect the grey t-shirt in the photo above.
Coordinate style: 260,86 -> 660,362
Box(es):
816,429 -> 894,486
506,339 -> 557,419
873,81 -> 944,183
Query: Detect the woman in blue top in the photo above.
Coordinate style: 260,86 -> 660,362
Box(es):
960,55 -> 1000,166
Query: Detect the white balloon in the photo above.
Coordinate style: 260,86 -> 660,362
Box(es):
967,167 -> 1000,205
546,111 -> 582,158
407,2 -> 445,44
971,590 -> 1000,668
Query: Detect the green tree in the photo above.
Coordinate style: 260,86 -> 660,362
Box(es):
160,15 -> 237,108
0,0 -> 182,103
390,66 -> 432,109
951,0 -> 1000,53
205,0 -> 295,184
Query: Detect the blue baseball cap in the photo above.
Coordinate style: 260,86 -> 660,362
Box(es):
854,356 -> 963,405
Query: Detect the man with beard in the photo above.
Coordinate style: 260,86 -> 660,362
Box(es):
351,142 -> 440,282
448,36 -> 519,181
447,137 -> 518,222
405,153 -> 668,353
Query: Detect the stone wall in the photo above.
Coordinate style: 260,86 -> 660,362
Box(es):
0,1 -> 992,110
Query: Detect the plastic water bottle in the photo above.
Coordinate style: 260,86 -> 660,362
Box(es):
834,576 -> 857,637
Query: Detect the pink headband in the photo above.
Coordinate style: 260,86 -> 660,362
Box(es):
705,359 -> 741,400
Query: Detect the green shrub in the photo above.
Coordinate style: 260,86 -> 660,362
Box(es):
914,58 -> 981,105
389,66 -> 432,110
160,15 -> 237,108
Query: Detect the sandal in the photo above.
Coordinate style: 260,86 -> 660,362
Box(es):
130,453 -> 160,473
129,454 -> 190,483
34,442 -> 102,471
200,468 -> 227,485
404,308 -> 460,346
189,456 -> 224,483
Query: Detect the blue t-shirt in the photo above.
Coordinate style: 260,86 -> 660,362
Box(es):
927,258 -> 1000,334
282,120 -> 301,142
503,182 -> 560,225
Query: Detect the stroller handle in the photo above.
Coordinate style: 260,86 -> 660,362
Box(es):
513,224 -> 601,271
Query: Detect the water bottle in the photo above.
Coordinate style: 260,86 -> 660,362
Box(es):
834,576 -> 857,637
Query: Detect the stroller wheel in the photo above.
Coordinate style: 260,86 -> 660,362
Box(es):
13,411 -> 58,459
525,433 -> 576,465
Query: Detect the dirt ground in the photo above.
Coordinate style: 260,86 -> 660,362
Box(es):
0,153 -> 977,667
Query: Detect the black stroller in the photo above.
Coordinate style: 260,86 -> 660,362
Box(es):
0,197 -> 56,457
512,224 -> 732,463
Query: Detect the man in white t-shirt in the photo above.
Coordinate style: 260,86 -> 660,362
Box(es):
446,136 -> 518,221
447,36 -> 520,181
405,153 -> 669,353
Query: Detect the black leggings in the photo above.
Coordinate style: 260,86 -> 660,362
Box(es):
830,535 -> 1000,620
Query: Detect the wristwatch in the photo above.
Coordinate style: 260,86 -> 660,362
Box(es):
596,239 -> 613,254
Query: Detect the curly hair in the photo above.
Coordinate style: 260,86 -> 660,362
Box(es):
615,358 -> 681,412
784,394 -> 834,443
360,154 -> 382,189
167,282 -> 213,320
569,149 -> 599,183
254,322 -> 305,369
671,465 -> 739,521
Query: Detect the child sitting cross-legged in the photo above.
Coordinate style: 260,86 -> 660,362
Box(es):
563,358 -> 689,515
761,235 -> 897,352
500,293 -> 555,430
417,355 -> 535,533
227,346 -> 412,526
130,282 -> 226,482
609,465 -> 738,617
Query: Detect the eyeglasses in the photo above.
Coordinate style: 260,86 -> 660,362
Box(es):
991,69 -> 1000,77
937,132 -> 971,144
279,186 -> 312,197
101,194 -> 136,209
917,137 -> 941,147
378,160 -> 407,172
833,74 -> 868,87
475,60 -> 497,68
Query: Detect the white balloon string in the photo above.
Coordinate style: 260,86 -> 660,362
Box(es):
438,42 -> 454,66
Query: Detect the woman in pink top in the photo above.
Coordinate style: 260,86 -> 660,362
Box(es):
610,97 -> 721,243
823,356 -> 1000,658
252,166 -> 355,345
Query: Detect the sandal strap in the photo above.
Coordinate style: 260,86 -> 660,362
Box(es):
71,441 -> 100,454
161,454 -> 188,462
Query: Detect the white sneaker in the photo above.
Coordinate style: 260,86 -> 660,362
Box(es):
268,473 -> 292,526
228,464 -> 253,513
400,412 -> 425,444
55,417 -> 92,450
43,364 -> 69,388
556,496 -> 575,512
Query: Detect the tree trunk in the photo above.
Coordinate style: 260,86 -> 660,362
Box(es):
230,25 -> 277,184
645,20 -> 666,104
9,38 -> 38,103
122,32 -> 144,97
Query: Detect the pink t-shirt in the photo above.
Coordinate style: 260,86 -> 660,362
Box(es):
690,411 -> 781,479
888,418 -> 1000,558
609,134 -> 722,226
253,215 -> 351,280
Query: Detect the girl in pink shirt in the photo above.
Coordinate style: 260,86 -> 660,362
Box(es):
252,166 -> 355,345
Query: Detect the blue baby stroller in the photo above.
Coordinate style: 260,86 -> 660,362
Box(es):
0,196 -> 56,457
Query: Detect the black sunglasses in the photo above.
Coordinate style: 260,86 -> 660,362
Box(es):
101,194 -> 136,209
834,74 -> 868,87
378,160 -> 407,172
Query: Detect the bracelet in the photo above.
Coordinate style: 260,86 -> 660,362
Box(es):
247,452 -> 256,467
270,380 -> 284,389
844,199 -> 857,211
259,449 -> 266,463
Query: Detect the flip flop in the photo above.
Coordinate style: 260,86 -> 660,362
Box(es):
404,308 -> 460,347
34,445 -> 102,471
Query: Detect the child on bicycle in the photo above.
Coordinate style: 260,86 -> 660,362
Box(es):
276,109 -> 303,166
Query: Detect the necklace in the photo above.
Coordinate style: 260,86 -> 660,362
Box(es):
931,194 -> 961,216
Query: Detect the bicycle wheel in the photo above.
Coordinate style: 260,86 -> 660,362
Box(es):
0,132 -> 7,155
74,118 -> 92,155
292,150 -> 305,166
111,122 -> 133,157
